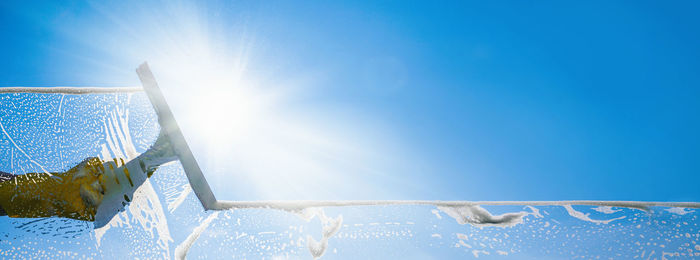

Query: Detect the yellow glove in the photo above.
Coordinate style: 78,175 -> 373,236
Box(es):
0,157 -> 110,221
0,133 -> 171,222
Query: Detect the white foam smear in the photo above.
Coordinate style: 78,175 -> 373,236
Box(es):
472,249 -> 490,258
457,233 -> 468,240
563,205 -> 626,224
431,209 -> 443,219
592,206 -> 622,214
288,208 -> 343,259
437,205 -> 540,228
167,184 -> 193,213
174,212 -> 219,260
0,86 -> 142,95
439,203 -> 626,227
665,207 -> 694,215
93,99 -> 173,257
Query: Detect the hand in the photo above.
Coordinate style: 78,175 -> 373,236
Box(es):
0,151 -> 161,221
0,157 -> 111,221
56,157 -> 109,221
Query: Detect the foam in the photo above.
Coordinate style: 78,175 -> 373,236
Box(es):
0,118 -> 51,176
438,205 -> 538,228
665,207 -> 694,215
289,208 -> 343,259
93,107 -> 172,257
563,205 -> 626,224
431,209 -> 442,219
456,233 -> 468,240
167,184 -> 192,213
213,200 -> 700,211
0,86 -> 142,95
592,206 -> 622,214
472,249 -> 490,258
212,200 -> 699,234
174,212 -> 219,260
213,200 -> 698,230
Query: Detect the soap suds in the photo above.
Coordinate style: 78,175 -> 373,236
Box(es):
213,200 -> 700,211
526,206 -> 543,218
457,233 -> 468,240
212,199 -> 699,232
472,249 -> 489,258
0,86 -> 142,94
459,240 -> 472,248
307,235 -> 328,259
431,209 -> 442,219
174,212 -> 219,260
0,118 -> 52,176
290,208 -> 343,259
167,184 -> 192,213
94,108 -> 172,257
437,205 -> 539,228
665,207 -> 694,215
563,205 -> 625,224
593,206 -> 622,214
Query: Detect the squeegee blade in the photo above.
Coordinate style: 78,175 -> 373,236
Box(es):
136,62 -> 218,210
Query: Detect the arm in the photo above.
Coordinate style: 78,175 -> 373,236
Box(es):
0,171 -> 16,216
0,132 -> 176,221
0,158 -> 106,221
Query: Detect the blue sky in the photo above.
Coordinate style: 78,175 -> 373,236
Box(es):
1,0 -> 699,202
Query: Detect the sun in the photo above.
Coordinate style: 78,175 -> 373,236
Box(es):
185,78 -> 263,146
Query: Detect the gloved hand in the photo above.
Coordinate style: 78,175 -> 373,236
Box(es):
0,132 -> 171,222
0,157 -> 118,221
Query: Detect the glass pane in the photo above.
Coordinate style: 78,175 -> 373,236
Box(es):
0,91 -> 698,259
